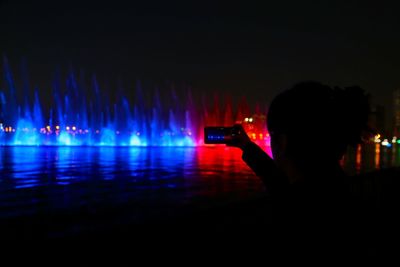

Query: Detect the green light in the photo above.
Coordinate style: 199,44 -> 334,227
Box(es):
397,140 -> 400,144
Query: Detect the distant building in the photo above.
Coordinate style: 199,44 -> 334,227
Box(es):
369,105 -> 385,135
394,89 -> 400,136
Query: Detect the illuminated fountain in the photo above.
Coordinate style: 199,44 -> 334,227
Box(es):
0,57 -> 269,146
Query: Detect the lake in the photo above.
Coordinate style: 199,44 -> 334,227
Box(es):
0,144 -> 399,238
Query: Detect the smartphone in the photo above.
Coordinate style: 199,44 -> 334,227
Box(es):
204,126 -> 235,144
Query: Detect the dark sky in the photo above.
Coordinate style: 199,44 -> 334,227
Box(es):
1,0 -> 400,124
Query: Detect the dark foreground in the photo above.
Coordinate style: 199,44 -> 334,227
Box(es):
1,168 -> 400,264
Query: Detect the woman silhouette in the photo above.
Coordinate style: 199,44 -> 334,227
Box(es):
227,81 -> 373,257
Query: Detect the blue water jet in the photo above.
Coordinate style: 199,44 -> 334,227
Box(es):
0,56 -> 268,146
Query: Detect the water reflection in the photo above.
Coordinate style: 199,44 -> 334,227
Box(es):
0,145 -> 399,221
355,144 -> 362,173
341,143 -> 400,175
375,144 -> 381,170
0,145 -> 399,190
0,147 -> 264,213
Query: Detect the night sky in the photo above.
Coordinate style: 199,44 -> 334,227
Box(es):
1,0 -> 399,128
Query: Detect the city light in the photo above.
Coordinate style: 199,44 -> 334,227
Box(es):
381,139 -> 391,147
374,134 -> 382,143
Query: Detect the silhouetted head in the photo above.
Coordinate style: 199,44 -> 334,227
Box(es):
267,81 -> 370,169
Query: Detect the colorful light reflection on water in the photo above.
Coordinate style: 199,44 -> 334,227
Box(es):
0,145 -> 397,197
0,144 -> 396,190
0,144 -> 398,234
0,146 -> 267,221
